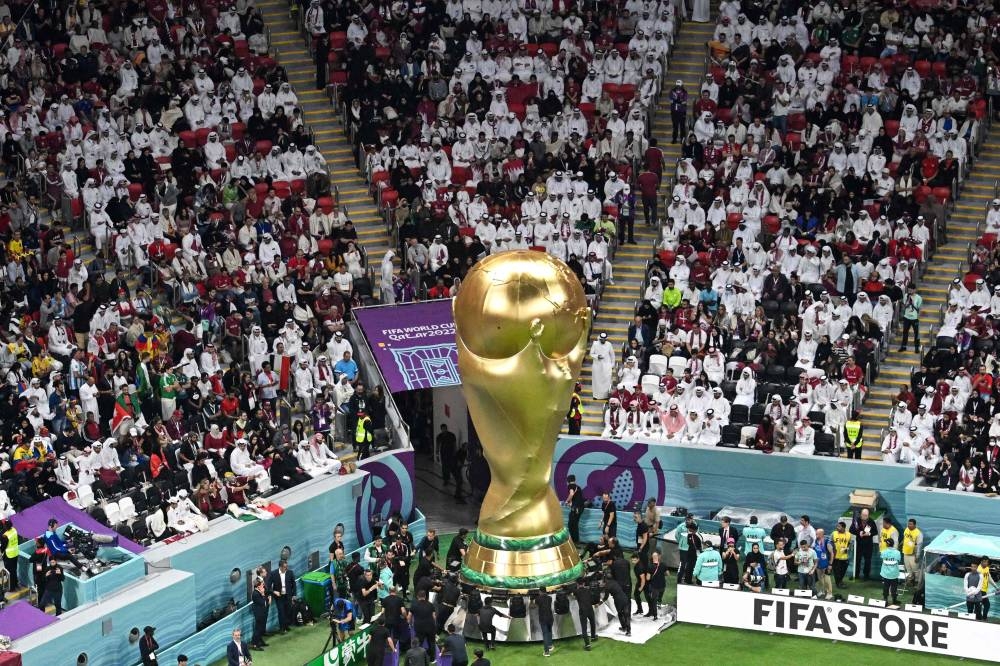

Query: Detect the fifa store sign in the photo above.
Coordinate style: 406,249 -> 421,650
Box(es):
677,586 -> 1000,662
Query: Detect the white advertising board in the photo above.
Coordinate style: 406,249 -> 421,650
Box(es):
677,585 -> 1000,663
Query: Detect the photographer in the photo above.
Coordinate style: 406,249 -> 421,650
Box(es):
413,549 -> 443,599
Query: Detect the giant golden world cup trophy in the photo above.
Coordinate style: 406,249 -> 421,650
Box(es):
453,251 -> 591,589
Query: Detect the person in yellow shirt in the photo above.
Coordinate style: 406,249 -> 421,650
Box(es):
976,557 -> 996,620
7,230 -> 27,261
832,521 -> 852,589
901,519 -> 923,588
31,351 -> 54,379
879,517 -> 899,554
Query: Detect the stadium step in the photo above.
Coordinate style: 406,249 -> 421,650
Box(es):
857,130 -> 1000,457
258,0 -> 392,294
575,19 -> 716,436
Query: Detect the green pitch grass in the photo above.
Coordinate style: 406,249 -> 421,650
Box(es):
210,534 -> 992,666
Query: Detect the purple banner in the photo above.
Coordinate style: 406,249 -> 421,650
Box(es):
354,301 -> 459,393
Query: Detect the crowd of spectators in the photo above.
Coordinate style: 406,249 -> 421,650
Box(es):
325,0 -> 678,301
0,0 -> 403,561
589,0 -> 996,461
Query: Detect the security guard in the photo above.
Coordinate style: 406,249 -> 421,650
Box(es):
831,521 -> 852,589
843,412 -> 864,459
355,409 -> 374,460
693,542 -> 723,585
567,383 -> 583,435
1,519 -> 19,591
901,518 -> 923,588
880,538 -> 902,606
879,517 -> 899,555
741,516 -> 768,556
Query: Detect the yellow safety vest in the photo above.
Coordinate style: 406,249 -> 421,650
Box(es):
844,420 -> 863,448
902,528 -> 921,556
832,531 -> 851,560
880,526 -> 897,553
3,527 -> 18,559
355,417 -> 373,444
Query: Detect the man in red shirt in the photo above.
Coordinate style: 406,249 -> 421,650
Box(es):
842,357 -> 864,388
637,167 -> 659,227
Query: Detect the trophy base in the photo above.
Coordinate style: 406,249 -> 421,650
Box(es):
460,528 -> 584,591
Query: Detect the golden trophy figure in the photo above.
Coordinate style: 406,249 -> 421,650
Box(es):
452,251 -> 591,589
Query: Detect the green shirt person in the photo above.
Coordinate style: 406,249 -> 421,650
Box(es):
880,538 -> 903,605
881,546 -> 902,580
159,372 -> 179,399
662,284 -> 682,309
693,545 -> 723,583
676,521 -> 689,553
902,288 -> 922,320
742,520 -> 768,556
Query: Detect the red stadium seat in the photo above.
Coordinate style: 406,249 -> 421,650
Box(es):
885,120 -> 900,137
726,212 -> 742,230
255,140 -> 272,155
914,60 -> 932,77
931,187 -> 951,204
179,130 -> 197,148
381,188 -> 400,208
317,197 -> 335,214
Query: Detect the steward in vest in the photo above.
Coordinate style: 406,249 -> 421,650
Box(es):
1,519 -> 19,590
567,383 -> 584,435
843,412 -> 864,459
355,410 -> 374,460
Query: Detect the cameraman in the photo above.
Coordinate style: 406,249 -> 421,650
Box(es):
331,597 -> 355,643
413,550 -> 443,599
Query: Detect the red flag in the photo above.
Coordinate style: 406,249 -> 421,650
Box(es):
110,401 -> 134,436
278,356 -> 291,392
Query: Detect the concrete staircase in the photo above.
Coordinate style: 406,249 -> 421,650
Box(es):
576,20 -> 716,436
259,0 -> 392,290
858,134 -> 996,458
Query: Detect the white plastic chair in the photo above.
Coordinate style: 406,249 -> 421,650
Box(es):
740,426 -> 758,447
668,356 -> 687,377
648,354 -> 668,376
118,496 -> 137,521
640,374 -> 660,397
103,501 -> 122,526
77,484 -> 96,510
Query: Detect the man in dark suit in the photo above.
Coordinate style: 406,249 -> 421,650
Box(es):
627,315 -> 652,349
718,516 -> 739,551
250,577 -> 270,649
267,560 -> 296,632
227,628 -> 253,666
